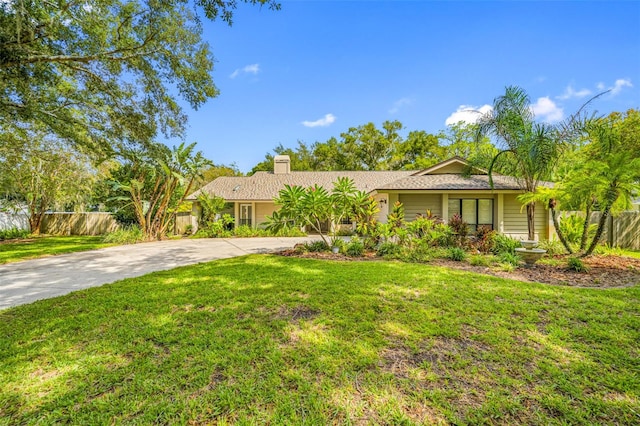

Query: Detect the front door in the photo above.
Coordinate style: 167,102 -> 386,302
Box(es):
239,204 -> 252,227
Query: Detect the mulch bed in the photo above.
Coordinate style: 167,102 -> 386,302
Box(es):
432,255 -> 640,288
279,249 -> 640,289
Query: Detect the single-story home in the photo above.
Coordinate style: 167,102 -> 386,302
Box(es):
187,155 -> 554,240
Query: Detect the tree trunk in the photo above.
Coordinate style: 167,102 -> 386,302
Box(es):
29,212 -> 43,235
579,203 -> 592,251
526,202 -> 536,240
583,205 -> 611,257
550,206 -> 573,254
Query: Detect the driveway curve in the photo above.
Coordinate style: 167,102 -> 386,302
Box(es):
0,237 -> 318,310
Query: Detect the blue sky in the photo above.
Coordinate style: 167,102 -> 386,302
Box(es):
176,1 -> 640,173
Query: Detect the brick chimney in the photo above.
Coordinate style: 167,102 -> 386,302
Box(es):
274,155 -> 291,174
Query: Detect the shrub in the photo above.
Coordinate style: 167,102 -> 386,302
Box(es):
305,240 -> 330,252
407,216 -> 435,239
498,251 -> 521,267
376,241 -> 401,257
491,234 -> 519,256
425,223 -> 454,247
469,254 -> 495,267
594,244 -> 626,257
103,225 -> 145,244
447,247 -> 467,261
567,256 -> 589,272
274,227 -> 306,237
538,239 -> 565,255
558,214 -> 596,246
473,225 -> 496,253
233,225 -> 265,237
345,237 -> 365,257
0,227 -> 30,241
387,201 -> 405,230
448,214 -> 468,247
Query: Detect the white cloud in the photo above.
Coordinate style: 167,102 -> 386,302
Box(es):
596,82 -> 606,91
302,113 -> 336,128
229,63 -> 260,79
389,97 -> 413,114
610,78 -> 632,95
531,97 -> 564,122
445,104 -> 492,126
556,85 -> 592,100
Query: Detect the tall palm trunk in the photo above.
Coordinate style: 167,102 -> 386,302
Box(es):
583,204 -> 611,256
579,202 -> 592,251
526,202 -> 536,240
549,199 -> 573,254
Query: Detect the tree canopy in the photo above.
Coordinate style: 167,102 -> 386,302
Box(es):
251,120 -> 496,174
0,0 -> 279,154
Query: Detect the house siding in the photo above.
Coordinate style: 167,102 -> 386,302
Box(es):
255,202 -> 278,228
398,194 -> 442,221
503,194 -> 547,240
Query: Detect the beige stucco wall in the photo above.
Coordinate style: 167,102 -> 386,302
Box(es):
503,194 -> 548,240
398,194 -> 442,221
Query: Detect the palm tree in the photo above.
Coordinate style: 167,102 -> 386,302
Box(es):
576,117 -> 640,256
476,86 -> 562,241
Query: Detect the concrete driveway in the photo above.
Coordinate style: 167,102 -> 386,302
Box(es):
0,237 -> 318,310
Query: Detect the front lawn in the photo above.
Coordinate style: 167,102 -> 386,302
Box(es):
1,256 -> 638,424
0,236 -> 113,264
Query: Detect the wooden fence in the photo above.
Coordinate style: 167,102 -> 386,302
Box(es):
599,211 -> 640,250
41,213 -> 120,236
174,212 -> 194,235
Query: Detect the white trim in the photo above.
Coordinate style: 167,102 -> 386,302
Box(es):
441,193 -> 449,222
497,193 -> 504,233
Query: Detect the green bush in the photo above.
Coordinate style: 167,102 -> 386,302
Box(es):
103,225 -> 145,244
425,223 -> 454,247
491,234 -> 520,255
0,227 -> 30,241
558,214 -> 596,246
593,244 -> 626,257
567,256 -> 589,272
233,225 -> 265,237
376,241 -> 401,257
345,237 -> 365,257
469,254 -> 495,267
274,227 -> 306,237
538,239 -> 565,255
498,251 -> 521,267
406,216 -> 435,239
446,247 -> 467,261
305,240 -> 330,252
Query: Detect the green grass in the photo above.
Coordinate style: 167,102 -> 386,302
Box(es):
0,236 -> 113,264
1,256 -> 638,424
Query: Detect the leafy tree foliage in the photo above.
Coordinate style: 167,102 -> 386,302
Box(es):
476,86 -> 564,240
114,142 -> 212,240
565,111 -> 640,256
266,177 -> 374,245
0,127 -> 95,233
251,121 -> 495,174
196,192 -> 227,230
0,0 -> 279,153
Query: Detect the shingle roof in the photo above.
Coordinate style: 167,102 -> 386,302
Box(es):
187,170 -> 414,201
375,174 -> 526,191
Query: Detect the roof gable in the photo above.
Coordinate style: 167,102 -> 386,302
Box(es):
411,156 -> 487,176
